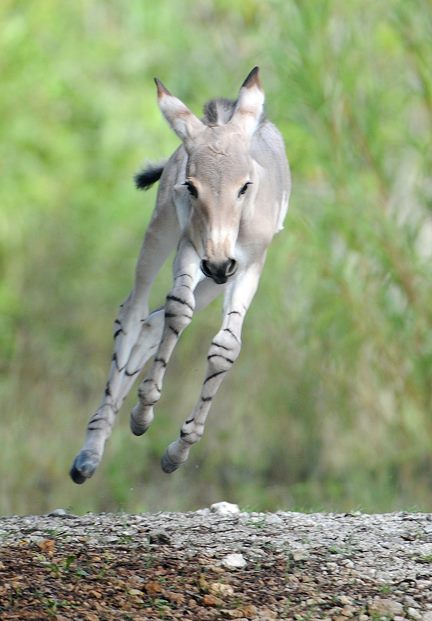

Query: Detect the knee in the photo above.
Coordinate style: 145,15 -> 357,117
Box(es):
164,286 -> 195,333
207,329 -> 241,372
138,380 -> 161,406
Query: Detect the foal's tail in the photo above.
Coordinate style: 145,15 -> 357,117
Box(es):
134,161 -> 166,190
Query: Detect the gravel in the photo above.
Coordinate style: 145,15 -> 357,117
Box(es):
0,508 -> 431,619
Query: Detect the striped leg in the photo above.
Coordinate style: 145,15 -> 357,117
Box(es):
70,202 -> 178,484
69,307 -> 165,484
161,260 -> 265,472
126,277 -> 224,431
130,242 -> 203,435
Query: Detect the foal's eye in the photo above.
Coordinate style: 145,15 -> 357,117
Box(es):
184,181 -> 198,199
238,182 -> 252,198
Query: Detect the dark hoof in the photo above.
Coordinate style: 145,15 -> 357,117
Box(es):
130,411 -> 152,436
69,450 -> 100,484
160,450 -> 182,474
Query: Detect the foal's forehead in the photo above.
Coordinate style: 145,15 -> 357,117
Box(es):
187,127 -> 250,179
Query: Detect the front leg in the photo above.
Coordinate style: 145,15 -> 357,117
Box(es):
130,241 -> 202,435
161,259 -> 265,472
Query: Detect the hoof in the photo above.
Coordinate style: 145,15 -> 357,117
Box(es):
130,405 -> 153,436
161,448 -> 184,474
69,450 -> 100,484
130,416 -> 148,436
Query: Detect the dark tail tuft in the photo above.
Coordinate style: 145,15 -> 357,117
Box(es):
134,162 -> 166,190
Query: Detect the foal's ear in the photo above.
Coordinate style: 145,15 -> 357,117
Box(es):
230,66 -> 265,137
155,78 -> 204,143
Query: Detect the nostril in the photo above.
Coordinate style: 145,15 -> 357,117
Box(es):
200,259 -> 213,278
225,259 -> 237,277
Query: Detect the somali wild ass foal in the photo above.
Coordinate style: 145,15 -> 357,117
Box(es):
70,67 -> 291,483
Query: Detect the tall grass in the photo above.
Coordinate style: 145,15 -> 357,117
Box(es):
1,0 -> 431,514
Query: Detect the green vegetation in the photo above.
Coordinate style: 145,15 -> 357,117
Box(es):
1,0 -> 431,515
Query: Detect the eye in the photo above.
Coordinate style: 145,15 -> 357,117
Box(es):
238,182 -> 252,198
183,181 -> 198,199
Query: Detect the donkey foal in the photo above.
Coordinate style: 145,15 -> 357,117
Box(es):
70,67 -> 291,484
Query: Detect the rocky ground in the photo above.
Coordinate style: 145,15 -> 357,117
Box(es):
0,504 -> 432,620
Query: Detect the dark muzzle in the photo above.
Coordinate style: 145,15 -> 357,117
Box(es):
200,258 -> 238,284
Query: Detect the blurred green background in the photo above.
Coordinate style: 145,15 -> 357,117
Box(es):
1,0 -> 431,516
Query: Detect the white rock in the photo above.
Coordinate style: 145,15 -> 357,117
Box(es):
265,514 -> 283,525
221,553 -> 247,569
407,607 -> 421,620
210,501 -> 240,515
47,508 -> 67,517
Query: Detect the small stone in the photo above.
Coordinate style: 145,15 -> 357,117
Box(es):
104,536 -> 120,543
339,595 -> 353,606
210,501 -> 240,515
209,582 -> 235,597
265,514 -> 283,525
368,598 -> 404,617
256,608 -> 278,619
144,581 -> 163,596
121,529 -> 137,536
157,606 -> 171,616
148,530 -> 171,545
167,591 -> 185,605
238,604 -> 257,617
128,588 -> 143,597
47,508 -> 72,518
329,608 -> 343,617
292,550 -> 309,562
341,606 -> 356,617
198,574 -> 210,592
422,613 -> 432,621
342,559 -> 355,568
26,535 -> 45,544
222,553 -> 247,570
203,593 -> 223,607
407,607 -> 421,620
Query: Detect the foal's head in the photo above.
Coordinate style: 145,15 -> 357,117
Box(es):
155,67 -> 264,284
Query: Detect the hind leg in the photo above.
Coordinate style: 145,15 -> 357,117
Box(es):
70,307 -> 165,483
70,199 -> 178,484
